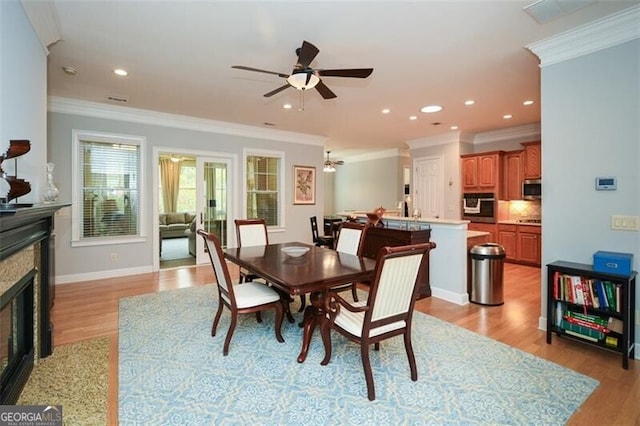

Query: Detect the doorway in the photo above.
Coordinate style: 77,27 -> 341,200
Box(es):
155,150 -> 236,271
413,156 -> 444,219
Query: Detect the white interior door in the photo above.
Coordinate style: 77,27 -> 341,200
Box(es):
413,156 -> 444,219
195,157 -> 233,264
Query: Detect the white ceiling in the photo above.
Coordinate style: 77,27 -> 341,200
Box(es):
41,0 -> 637,158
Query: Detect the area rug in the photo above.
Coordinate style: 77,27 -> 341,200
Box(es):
17,337 -> 109,425
119,285 -> 598,425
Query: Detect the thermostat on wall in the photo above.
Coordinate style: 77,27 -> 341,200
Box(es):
595,176 -> 616,190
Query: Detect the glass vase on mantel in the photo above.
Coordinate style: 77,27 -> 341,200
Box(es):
42,162 -> 59,204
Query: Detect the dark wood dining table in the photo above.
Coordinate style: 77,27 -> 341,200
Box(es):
222,242 -> 377,363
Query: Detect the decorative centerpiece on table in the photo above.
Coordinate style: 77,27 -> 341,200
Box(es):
366,206 -> 386,227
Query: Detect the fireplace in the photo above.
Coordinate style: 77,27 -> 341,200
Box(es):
0,204 -> 65,404
1,270 -> 35,404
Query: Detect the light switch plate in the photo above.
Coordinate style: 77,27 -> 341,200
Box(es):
611,215 -> 640,231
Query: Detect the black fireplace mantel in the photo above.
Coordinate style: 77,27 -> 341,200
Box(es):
0,202 -> 68,404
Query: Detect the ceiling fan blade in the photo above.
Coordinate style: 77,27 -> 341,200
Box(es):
232,65 -> 289,79
263,84 -> 291,97
296,40 -> 320,69
334,160 -> 345,165
315,80 -> 337,99
316,68 -> 374,78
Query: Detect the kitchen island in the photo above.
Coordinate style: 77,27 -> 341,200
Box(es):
337,213 -> 474,305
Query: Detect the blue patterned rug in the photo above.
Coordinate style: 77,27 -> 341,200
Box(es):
119,285 -> 598,425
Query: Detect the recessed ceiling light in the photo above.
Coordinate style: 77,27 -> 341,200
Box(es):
503,114 -> 513,119
523,100 -> 534,106
464,100 -> 475,106
450,125 -> 459,130
381,108 -> 390,114
409,116 -> 418,121
283,104 -> 292,109
114,68 -> 128,76
420,105 -> 442,113
62,66 -> 77,75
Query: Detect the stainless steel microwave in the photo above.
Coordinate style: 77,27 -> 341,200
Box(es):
522,179 -> 542,200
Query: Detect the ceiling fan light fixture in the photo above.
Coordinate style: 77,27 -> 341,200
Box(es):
323,163 -> 336,173
287,72 -> 320,91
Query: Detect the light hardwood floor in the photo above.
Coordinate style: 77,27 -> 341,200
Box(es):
51,262 -> 639,425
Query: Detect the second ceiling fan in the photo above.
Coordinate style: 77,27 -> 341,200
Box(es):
232,40 -> 373,99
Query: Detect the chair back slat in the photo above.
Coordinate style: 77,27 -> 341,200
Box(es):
370,253 -> 424,321
365,243 -> 435,327
310,216 -> 320,242
335,222 -> 367,256
198,230 -> 235,305
235,219 -> 268,247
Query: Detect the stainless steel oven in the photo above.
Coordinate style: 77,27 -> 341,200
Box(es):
462,193 -> 496,223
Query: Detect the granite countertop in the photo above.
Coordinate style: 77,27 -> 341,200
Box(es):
467,230 -> 491,238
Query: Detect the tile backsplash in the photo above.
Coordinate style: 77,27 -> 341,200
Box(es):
507,200 -> 541,220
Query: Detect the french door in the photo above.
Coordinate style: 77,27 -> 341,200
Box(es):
195,157 -> 233,264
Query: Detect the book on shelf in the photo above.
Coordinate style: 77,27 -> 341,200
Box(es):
560,319 -> 605,342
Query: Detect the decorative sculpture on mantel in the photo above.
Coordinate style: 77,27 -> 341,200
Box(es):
0,140 -> 32,204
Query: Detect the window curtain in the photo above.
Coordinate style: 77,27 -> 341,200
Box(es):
160,158 -> 181,213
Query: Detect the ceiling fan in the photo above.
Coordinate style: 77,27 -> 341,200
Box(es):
232,40 -> 373,99
323,151 -> 343,172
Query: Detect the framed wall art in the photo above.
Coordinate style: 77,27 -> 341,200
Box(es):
293,165 -> 315,205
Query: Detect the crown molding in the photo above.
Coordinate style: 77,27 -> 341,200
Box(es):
526,4 -> 640,67
48,97 -> 327,146
406,123 -> 540,149
407,131 -> 465,150
342,148 -> 405,163
473,123 -> 541,144
21,0 -> 61,55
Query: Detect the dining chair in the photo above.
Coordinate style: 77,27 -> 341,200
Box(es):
310,216 -> 334,248
234,219 -> 269,284
332,221 -> 370,302
197,229 -> 285,356
321,242 -> 436,400
234,218 -> 297,323
299,221 -> 368,313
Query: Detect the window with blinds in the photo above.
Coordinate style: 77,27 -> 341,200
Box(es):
72,131 -> 145,244
246,154 -> 281,227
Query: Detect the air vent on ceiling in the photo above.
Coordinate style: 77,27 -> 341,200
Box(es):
107,95 -> 129,103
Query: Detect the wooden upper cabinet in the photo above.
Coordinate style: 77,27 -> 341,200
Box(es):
461,152 -> 502,192
522,141 -> 541,179
503,150 -> 524,200
462,156 -> 479,188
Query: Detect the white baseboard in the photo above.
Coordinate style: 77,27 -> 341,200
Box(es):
430,287 -> 468,305
55,265 -> 153,284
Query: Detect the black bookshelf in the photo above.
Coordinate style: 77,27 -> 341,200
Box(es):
546,260 -> 636,369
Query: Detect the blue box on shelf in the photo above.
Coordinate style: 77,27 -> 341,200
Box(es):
593,251 -> 633,276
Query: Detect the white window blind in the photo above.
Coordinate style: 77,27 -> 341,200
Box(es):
246,155 -> 280,226
72,131 -> 144,243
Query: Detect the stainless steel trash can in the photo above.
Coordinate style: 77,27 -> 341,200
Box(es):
469,243 -> 505,305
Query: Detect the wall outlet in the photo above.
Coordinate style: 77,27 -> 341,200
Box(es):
110,253 -> 118,262
611,215 -> 640,231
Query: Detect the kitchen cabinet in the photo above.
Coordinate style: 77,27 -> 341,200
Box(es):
461,152 -> 503,193
522,141 -> 541,179
497,224 -> 517,261
518,225 -> 541,265
498,222 -> 541,266
468,223 -> 497,243
503,150 -> 524,200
